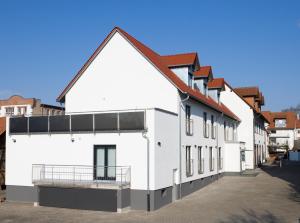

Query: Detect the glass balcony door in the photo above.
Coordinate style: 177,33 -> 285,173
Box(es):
94,145 -> 116,180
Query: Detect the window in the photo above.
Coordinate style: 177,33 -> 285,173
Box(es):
198,146 -> 204,174
186,146 -> 193,177
203,112 -> 209,138
271,130 -> 276,134
188,73 -> 193,87
211,115 -> 216,139
275,119 -> 287,128
186,105 -> 193,135
204,83 -> 208,96
209,147 -> 214,171
51,110 -> 55,116
218,147 -> 222,170
5,107 -> 14,116
224,121 -> 228,141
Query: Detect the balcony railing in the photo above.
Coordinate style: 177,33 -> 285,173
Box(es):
186,119 -> 194,136
32,164 -> 131,188
186,159 -> 194,177
10,111 -> 145,134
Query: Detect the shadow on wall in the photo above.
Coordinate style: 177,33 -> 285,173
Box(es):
217,209 -> 286,223
261,161 -> 300,203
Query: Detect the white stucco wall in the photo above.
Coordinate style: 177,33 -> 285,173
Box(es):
221,84 -> 255,169
224,142 -> 245,172
6,109 -> 158,191
65,31 -> 178,114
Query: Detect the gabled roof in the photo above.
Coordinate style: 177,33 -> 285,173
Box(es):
208,78 -> 225,90
160,53 -> 199,68
193,66 -> 212,79
57,27 -> 240,121
262,111 -> 298,129
225,81 -> 269,123
234,87 -> 260,98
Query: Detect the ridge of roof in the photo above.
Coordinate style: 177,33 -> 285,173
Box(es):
57,27 -> 240,121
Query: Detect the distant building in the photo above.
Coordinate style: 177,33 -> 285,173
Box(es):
0,95 -> 64,187
262,111 -> 300,151
0,95 -> 64,117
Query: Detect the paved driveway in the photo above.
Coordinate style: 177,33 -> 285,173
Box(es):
0,162 -> 299,223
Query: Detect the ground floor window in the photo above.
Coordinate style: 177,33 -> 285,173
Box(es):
218,147 -> 222,170
186,146 -> 193,177
198,146 -> 204,174
209,147 -> 214,171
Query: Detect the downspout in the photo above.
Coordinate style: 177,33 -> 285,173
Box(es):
178,93 -> 189,200
142,131 -> 150,211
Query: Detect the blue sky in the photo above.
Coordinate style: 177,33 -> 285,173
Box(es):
0,0 -> 299,111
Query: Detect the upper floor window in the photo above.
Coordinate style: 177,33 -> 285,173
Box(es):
211,115 -> 216,139
188,73 -> 193,88
224,121 -> 228,141
204,83 -> 208,96
186,105 -> 193,136
5,107 -> 14,116
275,119 -> 286,128
203,112 -> 209,138
17,106 -> 27,116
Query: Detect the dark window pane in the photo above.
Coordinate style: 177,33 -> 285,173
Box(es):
29,116 -> 48,133
49,116 -> 70,132
94,113 -> 118,131
71,114 -> 93,132
10,117 -> 28,133
119,112 -> 145,130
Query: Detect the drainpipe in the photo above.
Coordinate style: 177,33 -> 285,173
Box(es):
142,131 -> 150,211
178,93 -> 189,200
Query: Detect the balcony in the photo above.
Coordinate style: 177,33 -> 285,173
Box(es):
186,119 -> 194,136
32,164 -> 131,189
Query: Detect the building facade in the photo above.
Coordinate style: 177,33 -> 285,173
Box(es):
262,111 -> 300,151
6,27 -> 266,212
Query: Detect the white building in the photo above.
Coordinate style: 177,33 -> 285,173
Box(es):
220,85 -> 269,169
262,111 -> 300,151
6,27 -> 242,212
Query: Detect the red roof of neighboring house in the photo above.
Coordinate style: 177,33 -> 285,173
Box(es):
0,118 -> 6,136
57,27 -> 240,121
160,53 -> 199,68
193,66 -> 212,78
208,78 -> 225,89
262,111 -> 299,130
297,120 -> 300,129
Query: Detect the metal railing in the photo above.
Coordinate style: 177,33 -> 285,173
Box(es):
198,158 -> 204,174
186,119 -> 194,136
32,164 -> 131,187
186,159 -> 194,177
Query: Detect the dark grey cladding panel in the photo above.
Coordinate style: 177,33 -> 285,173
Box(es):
94,113 -> 118,131
71,114 -> 93,132
29,116 -> 48,132
119,112 -> 145,130
39,186 -> 117,212
10,117 -> 28,133
49,115 -> 70,132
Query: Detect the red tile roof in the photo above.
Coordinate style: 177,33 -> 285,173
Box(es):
160,53 -> 199,67
262,111 -> 299,130
208,78 -> 225,90
57,27 -> 240,121
193,66 -> 212,78
234,87 -> 260,98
